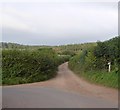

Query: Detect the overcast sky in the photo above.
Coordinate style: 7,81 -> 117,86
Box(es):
1,0 -> 118,45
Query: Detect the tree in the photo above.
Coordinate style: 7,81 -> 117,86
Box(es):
85,51 -> 96,71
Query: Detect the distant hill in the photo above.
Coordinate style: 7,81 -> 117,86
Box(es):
1,42 -> 97,55
0,42 -> 25,49
0,42 -> 51,50
53,43 -> 97,55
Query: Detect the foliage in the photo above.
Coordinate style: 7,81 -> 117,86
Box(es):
1,42 -> 96,56
69,36 -> 119,88
94,37 -> 119,70
60,50 -> 76,57
79,70 -> 118,88
2,48 -> 69,85
85,51 -> 96,71
53,43 -> 97,55
0,42 -> 52,50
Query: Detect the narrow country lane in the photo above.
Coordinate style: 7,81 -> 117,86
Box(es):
2,62 -> 118,108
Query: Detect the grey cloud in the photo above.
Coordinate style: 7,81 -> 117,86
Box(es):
2,2 -> 118,45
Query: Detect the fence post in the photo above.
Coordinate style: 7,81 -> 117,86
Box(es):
108,62 -> 111,72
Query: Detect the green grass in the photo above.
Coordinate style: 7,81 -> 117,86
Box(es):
69,64 -> 118,88
80,71 -> 118,88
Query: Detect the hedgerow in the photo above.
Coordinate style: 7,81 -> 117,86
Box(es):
2,48 -> 70,85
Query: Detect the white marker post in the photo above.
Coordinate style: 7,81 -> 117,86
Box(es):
108,62 -> 111,72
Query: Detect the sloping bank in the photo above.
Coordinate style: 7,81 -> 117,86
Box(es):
69,36 -> 119,88
2,48 -> 70,85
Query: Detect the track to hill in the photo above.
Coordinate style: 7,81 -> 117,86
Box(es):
3,62 -> 118,108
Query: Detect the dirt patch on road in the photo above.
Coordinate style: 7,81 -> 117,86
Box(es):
11,62 -> 118,103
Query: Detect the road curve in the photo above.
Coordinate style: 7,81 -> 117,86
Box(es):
2,62 -> 118,108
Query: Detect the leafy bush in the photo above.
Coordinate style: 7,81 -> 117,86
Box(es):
2,49 -> 69,85
69,36 -> 119,88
